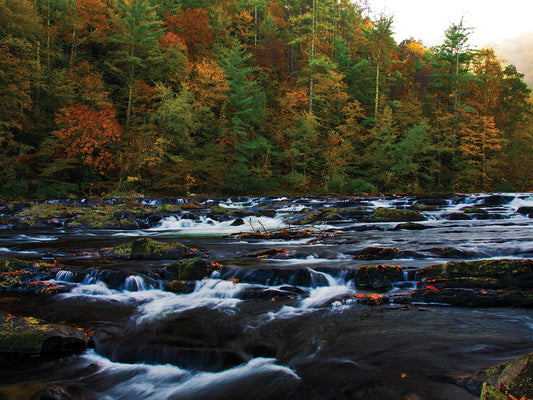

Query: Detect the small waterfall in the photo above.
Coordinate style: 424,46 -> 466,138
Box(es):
55,270 -> 76,282
124,275 -> 151,291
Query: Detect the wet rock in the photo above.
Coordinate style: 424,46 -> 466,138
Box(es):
411,288 -> 533,307
370,279 -> 393,292
37,384 -> 72,400
445,212 -> 472,220
351,247 -> 399,260
229,229 -> 318,241
219,266 -> 328,287
245,247 -> 296,259
230,218 -> 245,226
417,259 -> 533,290
0,311 -> 90,356
373,207 -> 425,222
459,352 -> 533,399
423,247 -> 480,259
238,286 -> 305,301
462,207 -> 488,214
155,258 -> 219,282
352,265 -> 405,290
0,258 -> 67,294
479,195 -> 514,207
356,293 -> 390,306
393,222 -> 430,230
165,280 -> 197,294
288,209 -> 372,225
517,206 -> 533,217
109,237 -> 206,260
479,383 -> 507,400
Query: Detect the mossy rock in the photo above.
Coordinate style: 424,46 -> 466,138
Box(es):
353,264 -> 404,289
0,258 -> 64,293
210,205 -> 231,214
166,279 -> 197,293
462,207 -> 488,214
353,247 -> 399,260
393,222 -> 430,231
472,352 -> 533,399
410,288 -> 533,307
373,207 -> 425,222
480,383 -> 508,400
155,258 -> 218,281
418,259 -> 533,289
110,238 -> 201,260
0,311 -> 90,355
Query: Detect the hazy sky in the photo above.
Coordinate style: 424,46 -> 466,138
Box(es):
364,0 -> 533,48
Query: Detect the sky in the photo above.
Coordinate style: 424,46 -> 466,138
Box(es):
364,0 -> 533,48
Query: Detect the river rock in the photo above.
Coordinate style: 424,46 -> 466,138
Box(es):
411,288 -> 533,307
479,383 -> 508,400
356,293 -> 390,306
517,206 -> 533,217
0,258 -> 67,294
0,311 -> 91,356
351,264 -> 405,290
393,222 -> 430,230
373,207 -> 425,222
109,237 -> 206,260
155,258 -> 219,281
445,212 -> 472,220
351,247 -> 399,260
219,266 -> 329,287
36,384 -> 73,400
458,352 -> 533,399
417,259 -> 533,289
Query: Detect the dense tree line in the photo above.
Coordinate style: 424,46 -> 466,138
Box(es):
0,0 -> 532,198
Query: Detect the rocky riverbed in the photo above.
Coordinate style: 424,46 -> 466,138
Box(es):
0,193 -> 532,399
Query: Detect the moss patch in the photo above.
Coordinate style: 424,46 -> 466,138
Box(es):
373,207 -> 425,222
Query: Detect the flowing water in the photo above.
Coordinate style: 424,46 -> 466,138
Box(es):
1,193 -> 533,399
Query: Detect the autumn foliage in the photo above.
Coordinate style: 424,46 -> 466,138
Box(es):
0,0 -> 531,198
54,104 -> 122,172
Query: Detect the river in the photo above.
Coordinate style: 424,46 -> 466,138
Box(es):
0,193 -> 532,399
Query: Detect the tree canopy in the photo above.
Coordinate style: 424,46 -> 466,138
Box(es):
0,0 -> 531,198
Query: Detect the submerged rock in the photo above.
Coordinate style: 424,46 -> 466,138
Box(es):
0,311 -> 91,356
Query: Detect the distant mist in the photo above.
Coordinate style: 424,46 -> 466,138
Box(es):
494,33 -> 533,91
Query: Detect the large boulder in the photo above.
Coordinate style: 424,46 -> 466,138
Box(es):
417,260 -> 533,290
459,352 -> 533,399
109,237 -> 205,260
0,311 -> 91,356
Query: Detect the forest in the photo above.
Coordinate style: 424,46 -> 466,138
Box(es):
0,0 -> 532,198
